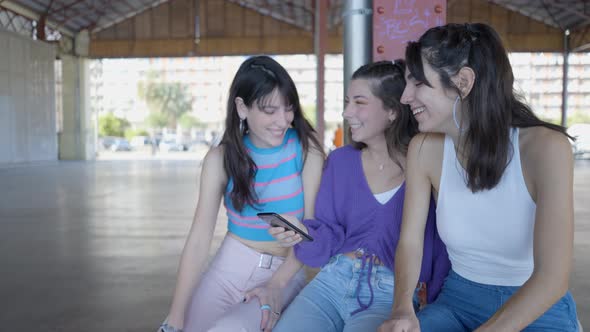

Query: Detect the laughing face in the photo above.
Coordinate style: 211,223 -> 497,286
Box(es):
343,79 -> 395,145
401,59 -> 461,134
236,88 -> 294,148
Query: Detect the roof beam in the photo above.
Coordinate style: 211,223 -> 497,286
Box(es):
542,0 -> 590,29
227,0 -> 312,30
92,0 -> 171,33
47,0 -> 83,15
89,35 -> 342,57
488,0 -> 561,29
0,0 -> 73,36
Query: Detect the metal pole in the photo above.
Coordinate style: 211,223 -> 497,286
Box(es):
343,0 -> 372,144
562,29 -> 570,127
315,0 -> 327,147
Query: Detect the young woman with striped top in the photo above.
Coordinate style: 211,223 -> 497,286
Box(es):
159,55 -> 324,332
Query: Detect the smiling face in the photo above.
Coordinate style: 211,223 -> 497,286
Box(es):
236,88 -> 294,148
343,79 -> 395,145
401,59 -> 461,134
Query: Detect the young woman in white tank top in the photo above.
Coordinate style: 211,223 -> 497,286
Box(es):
379,23 -> 579,332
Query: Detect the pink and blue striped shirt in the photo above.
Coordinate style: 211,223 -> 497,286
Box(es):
224,128 -> 305,241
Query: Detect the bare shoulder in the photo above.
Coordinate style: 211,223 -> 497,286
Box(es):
302,138 -> 325,173
408,133 -> 444,165
201,145 -> 227,185
408,132 -> 445,153
305,138 -> 326,159
203,144 -> 225,168
519,126 -> 573,166
519,127 -> 573,190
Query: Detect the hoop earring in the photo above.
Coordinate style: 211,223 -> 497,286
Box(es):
452,96 -> 465,132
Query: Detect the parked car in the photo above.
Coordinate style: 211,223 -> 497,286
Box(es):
99,136 -> 119,150
110,138 -> 132,152
130,135 -> 150,148
568,123 -> 590,157
159,139 -> 185,152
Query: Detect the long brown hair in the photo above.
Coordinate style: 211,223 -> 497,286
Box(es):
405,23 -> 570,191
349,60 -> 418,170
220,55 -> 323,211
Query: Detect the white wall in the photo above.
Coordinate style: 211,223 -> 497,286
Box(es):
0,29 -> 57,164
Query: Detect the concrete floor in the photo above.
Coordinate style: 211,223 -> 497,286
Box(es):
0,158 -> 588,331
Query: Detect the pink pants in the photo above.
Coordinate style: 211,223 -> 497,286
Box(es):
184,235 -> 306,332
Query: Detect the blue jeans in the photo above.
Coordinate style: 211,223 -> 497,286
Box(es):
418,270 -> 579,331
274,254 -> 395,332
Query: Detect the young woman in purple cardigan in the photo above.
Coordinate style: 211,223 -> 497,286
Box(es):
245,60 -> 450,332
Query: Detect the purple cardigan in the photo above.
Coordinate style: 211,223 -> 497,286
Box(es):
294,145 -> 450,303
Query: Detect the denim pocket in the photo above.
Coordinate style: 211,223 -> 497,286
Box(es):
321,254 -> 342,274
375,274 -> 395,292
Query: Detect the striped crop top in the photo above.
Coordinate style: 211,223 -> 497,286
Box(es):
224,128 -> 305,241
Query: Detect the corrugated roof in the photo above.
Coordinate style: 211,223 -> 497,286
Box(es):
1,0 -> 588,36
489,0 -> 590,31
1,0 -> 170,33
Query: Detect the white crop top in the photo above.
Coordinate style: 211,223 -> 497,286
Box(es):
436,128 -> 537,286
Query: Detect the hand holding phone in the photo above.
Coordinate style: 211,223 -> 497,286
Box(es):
257,212 -> 313,242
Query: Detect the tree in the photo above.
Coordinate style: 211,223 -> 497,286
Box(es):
138,72 -> 194,128
145,112 -> 169,129
178,113 -> 201,130
302,104 -> 317,127
99,113 -> 130,137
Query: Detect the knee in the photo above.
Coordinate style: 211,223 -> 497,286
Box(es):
417,305 -> 464,332
206,315 -> 259,332
206,319 -> 249,332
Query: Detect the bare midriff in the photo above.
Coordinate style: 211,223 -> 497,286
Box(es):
228,232 -> 289,257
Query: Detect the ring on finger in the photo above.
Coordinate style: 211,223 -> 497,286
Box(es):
271,311 -> 280,316
260,304 -> 271,311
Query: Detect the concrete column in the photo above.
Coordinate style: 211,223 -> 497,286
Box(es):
59,55 -> 95,160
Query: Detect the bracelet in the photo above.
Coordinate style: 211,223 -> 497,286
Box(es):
159,323 -> 184,332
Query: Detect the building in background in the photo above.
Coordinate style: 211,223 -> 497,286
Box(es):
89,53 -> 590,144
510,53 -> 590,124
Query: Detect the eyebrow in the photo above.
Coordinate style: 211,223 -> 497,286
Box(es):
352,95 -> 368,99
260,104 -> 292,109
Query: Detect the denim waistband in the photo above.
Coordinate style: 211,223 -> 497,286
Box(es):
332,249 -> 393,315
448,269 -> 521,293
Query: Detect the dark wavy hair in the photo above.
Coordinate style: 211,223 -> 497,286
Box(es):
349,60 -> 418,170
405,23 -> 570,192
220,55 -> 323,211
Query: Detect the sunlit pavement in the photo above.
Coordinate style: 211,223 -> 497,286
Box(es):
0,157 -> 587,331
97,144 -> 209,161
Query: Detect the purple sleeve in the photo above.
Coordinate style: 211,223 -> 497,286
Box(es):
294,153 -> 346,268
423,199 -> 451,303
427,234 -> 451,303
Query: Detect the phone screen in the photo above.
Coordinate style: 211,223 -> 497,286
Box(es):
257,212 -> 314,242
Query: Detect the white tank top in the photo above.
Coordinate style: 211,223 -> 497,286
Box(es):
437,128 -> 536,286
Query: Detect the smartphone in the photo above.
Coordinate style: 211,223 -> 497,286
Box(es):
257,212 -> 314,242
